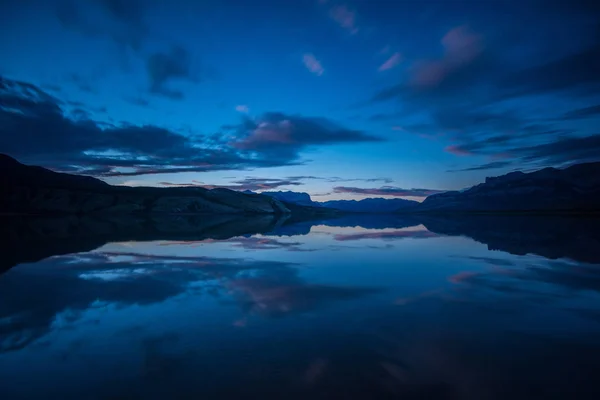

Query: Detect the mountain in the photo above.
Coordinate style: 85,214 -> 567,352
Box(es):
322,197 -> 419,213
417,162 -> 600,212
260,191 -> 317,207
258,190 -> 420,213
0,154 -> 290,215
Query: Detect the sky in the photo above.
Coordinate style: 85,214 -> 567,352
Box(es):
1,0 -> 599,201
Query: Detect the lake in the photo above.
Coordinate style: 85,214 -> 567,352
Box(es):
1,215 -> 600,399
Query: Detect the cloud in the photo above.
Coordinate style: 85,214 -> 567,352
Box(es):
333,186 -> 445,197
229,112 -> 383,161
146,45 -> 194,99
366,8 -> 600,172
67,73 -> 96,93
223,237 -> 308,251
0,76 -> 380,177
378,52 -> 402,72
56,0 -> 148,53
159,177 -> 304,192
42,84 -> 62,93
329,5 -> 358,34
410,26 -> 483,88
515,134 -> 600,165
444,145 -> 474,156
158,176 -> 395,191
560,105 -> 600,120
447,161 -> 513,172
500,43 -> 600,98
124,96 -> 151,107
334,230 -> 438,241
56,1 -> 201,98
286,176 -> 393,184
302,53 -> 324,76
235,105 -> 249,113
367,112 -> 403,122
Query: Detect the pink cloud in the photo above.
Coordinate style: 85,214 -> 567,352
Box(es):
378,52 -> 403,71
233,119 -> 294,150
329,5 -> 358,34
411,26 -> 483,88
302,53 -> 324,76
235,105 -> 249,113
444,144 -> 474,156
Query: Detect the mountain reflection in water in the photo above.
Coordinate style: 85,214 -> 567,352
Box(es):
1,215 -> 600,399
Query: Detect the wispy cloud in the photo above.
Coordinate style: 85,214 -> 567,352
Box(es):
447,161 -> 513,172
444,145 -> 474,156
378,52 -> 402,72
333,186 -> 445,197
334,230 -> 438,241
560,105 -> 600,120
302,53 -> 324,76
329,5 -> 358,34
235,105 -> 249,113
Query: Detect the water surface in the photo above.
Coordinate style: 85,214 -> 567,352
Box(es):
1,215 -> 600,399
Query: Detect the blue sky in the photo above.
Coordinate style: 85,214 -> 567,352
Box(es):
1,0 -> 599,201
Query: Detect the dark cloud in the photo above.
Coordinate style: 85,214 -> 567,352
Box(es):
368,6 -> 600,172
159,177 -> 304,191
367,112 -> 403,122
447,161 -> 513,172
67,73 -> 96,93
500,43 -> 600,98
214,177 -> 304,191
333,186 -> 445,197
560,104 -> 600,120
224,237 -> 310,252
157,176 -> 395,192
42,84 -> 62,92
515,134 -> 600,166
146,46 -> 194,100
124,95 -> 151,107
334,229 -> 438,241
286,175 -> 393,184
230,112 -> 383,162
56,1 -> 202,98
0,76 -> 380,177
56,0 -> 148,52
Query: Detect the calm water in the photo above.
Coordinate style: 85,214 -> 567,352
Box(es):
1,215 -> 600,399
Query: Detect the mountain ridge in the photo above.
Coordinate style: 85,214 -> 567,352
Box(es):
417,162 -> 600,212
0,154 -> 291,215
